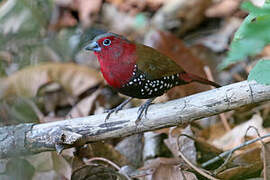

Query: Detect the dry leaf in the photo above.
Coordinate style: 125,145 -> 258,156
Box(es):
77,0 -> 102,27
108,0 -> 146,15
212,114 -> 268,150
140,157 -> 195,180
101,4 -> 137,34
26,152 -> 72,179
68,88 -> 102,118
164,126 -> 197,164
152,164 -> 198,180
73,142 -> 129,169
262,142 -> 270,179
116,134 -> 143,168
152,0 -> 212,35
205,0 -> 241,17
0,63 -> 102,99
217,147 -> 263,179
71,164 -> 127,180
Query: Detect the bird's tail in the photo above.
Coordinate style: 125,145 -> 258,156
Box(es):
180,73 -> 221,88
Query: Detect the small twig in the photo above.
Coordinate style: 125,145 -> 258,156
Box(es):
178,168 -> 187,180
177,134 -> 219,180
178,133 -> 197,141
245,125 -> 262,141
85,157 -> 121,171
202,132 -> 270,168
213,151 -> 233,175
204,66 -> 231,131
245,126 -> 269,180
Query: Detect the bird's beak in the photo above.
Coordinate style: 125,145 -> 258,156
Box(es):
84,41 -> 101,52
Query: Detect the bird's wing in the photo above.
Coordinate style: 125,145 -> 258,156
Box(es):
135,44 -> 184,79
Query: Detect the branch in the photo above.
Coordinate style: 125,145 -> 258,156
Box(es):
0,80 -> 270,158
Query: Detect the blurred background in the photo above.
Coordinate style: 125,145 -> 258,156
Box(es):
0,0 -> 270,179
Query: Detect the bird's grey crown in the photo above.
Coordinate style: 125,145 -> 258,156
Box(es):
92,32 -> 129,42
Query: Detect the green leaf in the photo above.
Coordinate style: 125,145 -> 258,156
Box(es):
248,59 -> 270,85
220,1 -> 270,69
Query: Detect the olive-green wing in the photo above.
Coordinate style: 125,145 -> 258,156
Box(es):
135,44 -> 184,79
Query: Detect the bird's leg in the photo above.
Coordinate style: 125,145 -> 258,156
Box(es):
135,98 -> 155,125
105,97 -> 133,120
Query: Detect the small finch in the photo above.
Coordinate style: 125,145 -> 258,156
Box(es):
85,32 -> 220,124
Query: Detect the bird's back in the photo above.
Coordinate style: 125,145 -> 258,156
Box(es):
135,44 -> 185,80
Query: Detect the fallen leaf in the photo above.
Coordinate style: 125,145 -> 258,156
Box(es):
73,142 -> 129,170
152,164 -> 198,180
217,147 -> 263,179
68,88 -> 102,118
101,4 -> 138,34
77,0 -> 102,27
262,141 -> 270,179
116,134 -> 143,168
143,157 -> 180,169
212,113 -> 268,150
109,0 -> 146,15
71,164 -> 127,180
205,0 -> 241,18
0,63 -> 102,99
152,0 -> 212,35
26,151 -> 72,179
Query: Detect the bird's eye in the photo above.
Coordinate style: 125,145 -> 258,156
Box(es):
103,39 -> 111,46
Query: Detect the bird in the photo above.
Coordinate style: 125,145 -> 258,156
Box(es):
85,32 -> 221,124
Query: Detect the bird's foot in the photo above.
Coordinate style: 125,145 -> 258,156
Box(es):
135,98 -> 155,125
105,97 -> 133,120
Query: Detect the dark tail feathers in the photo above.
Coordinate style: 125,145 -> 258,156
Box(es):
180,73 -> 221,88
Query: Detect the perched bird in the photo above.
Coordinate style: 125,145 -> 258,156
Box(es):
85,32 -> 220,124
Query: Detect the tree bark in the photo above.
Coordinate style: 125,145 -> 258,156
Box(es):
0,80 -> 270,159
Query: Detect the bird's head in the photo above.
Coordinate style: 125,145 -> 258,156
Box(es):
84,32 -> 131,55
84,32 -> 137,88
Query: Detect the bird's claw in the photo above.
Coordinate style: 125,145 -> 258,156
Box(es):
135,98 -> 154,125
104,97 -> 133,121
105,106 -> 122,120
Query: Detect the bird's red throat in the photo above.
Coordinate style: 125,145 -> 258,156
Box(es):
94,41 -> 137,89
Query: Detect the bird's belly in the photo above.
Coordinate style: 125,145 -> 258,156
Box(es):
118,74 -> 186,99
118,84 -> 164,99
